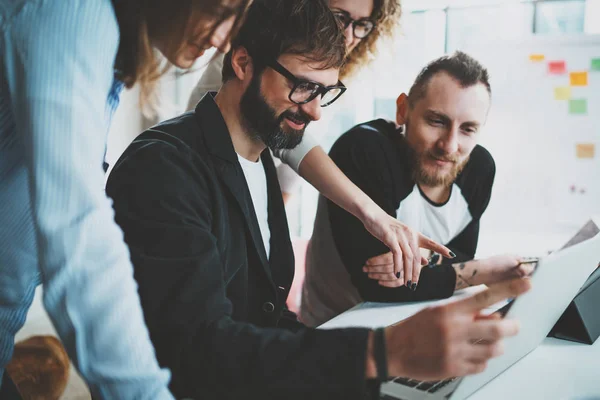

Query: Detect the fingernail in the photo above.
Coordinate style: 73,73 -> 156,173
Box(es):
449,251 -> 457,258
406,280 -> 412,288
411,282 -> 417,291
395,272 -> 401,279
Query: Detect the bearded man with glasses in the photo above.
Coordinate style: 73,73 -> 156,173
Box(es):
183,1 -> 453,295
106,1 -> 355,396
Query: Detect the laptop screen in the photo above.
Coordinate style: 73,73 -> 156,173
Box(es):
559,219 -> 600,292
560,219 -> 600,250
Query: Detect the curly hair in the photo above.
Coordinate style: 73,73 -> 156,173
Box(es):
340,0 -> 402,81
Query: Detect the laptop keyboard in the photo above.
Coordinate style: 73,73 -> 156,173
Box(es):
387,376 -> 458,393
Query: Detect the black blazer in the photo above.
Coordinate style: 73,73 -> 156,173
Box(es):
106,94 -> 371,399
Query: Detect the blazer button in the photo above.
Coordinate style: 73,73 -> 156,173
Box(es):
262,302 -> 275,313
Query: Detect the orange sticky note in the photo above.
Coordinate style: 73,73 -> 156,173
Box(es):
548,60 -> 566,75
576,143 -> 595,159
529,54 -> 545,62
570,71 -> 588,86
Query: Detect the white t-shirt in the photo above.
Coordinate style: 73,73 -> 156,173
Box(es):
237,154 -> 271,258
396,184 -> 472,246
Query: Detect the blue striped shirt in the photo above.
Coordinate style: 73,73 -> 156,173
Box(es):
0,0 -> 173,398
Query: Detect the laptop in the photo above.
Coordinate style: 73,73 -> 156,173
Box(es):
380,218 -> 600,400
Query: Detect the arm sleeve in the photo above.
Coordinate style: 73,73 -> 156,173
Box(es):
327,131 -> 456,303
276,162 -> 303,194
442,147 -> 496,264
187,53 -> 225,111
1,2 -> 172,398
272,132 -> 320,171
107,144 -> 371,399
443,220 -> 480,264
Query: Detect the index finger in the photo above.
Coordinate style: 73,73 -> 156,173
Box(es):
418,233 -> 455,259
453,278 -> 531,313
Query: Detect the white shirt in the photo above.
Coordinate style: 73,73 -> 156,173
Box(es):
396,184 -> 473,245
237,154 -> 271,258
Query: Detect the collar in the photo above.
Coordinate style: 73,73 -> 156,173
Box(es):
194,92 -> 238,164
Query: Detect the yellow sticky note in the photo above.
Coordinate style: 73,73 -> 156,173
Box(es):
529,54 -> 545,62
570,71 -> 588,86
554,87 -> 571,100
576,143 -> 595,159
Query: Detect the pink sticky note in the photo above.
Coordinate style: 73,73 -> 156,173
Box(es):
548,61 -> 566,75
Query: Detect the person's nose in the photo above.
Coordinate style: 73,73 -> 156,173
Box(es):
300,96 -> 322,122
344,24 -> 354,49
438,125 -> 459,155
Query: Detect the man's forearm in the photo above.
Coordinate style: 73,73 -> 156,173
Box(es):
453,260 -> 480,290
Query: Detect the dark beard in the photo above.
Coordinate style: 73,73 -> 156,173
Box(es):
405,121 -> 469,188
239,72 -> 311,150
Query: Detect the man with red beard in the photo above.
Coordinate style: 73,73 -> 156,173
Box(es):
301,52 -> 532,327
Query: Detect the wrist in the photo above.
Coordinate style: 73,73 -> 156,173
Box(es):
365,331 -> 377,378
365,328 -> 393,380
384,326 -> 407,378
354,196 -> 380,226
373,328 -> 389,380
453,260 -> 481,289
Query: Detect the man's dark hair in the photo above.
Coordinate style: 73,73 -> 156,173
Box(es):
222,0 -> 346,82
407,51 -> 491,108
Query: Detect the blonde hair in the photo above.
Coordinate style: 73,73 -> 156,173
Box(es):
340,0 -> 402,81
112,0 -> 250,109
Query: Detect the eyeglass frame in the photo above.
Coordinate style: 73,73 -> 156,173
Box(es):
267,60 -> 347,108
332,10 -> 376,39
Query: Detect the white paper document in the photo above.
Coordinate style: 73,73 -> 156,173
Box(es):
319,286 -> 509,330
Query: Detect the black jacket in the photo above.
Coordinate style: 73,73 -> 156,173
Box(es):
106,94 -> 371,399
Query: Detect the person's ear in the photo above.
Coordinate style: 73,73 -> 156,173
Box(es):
396,93 -> 409,125
230,46 -> 253,82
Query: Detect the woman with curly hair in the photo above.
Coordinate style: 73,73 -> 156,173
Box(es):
187,0 -> 452,296
335,0 -> 402,80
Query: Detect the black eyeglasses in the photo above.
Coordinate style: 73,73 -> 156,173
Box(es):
332,10 -> 376,39
268,61 -> 347,107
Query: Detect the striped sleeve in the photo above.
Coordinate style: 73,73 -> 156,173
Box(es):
0,0 -> 173,398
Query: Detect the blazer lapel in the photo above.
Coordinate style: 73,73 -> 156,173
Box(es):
261,151 -> 295,293
194,93 -> 274,287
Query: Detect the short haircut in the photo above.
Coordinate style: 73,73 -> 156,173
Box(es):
407,51 -> 491,108
222,0 -> 346,82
